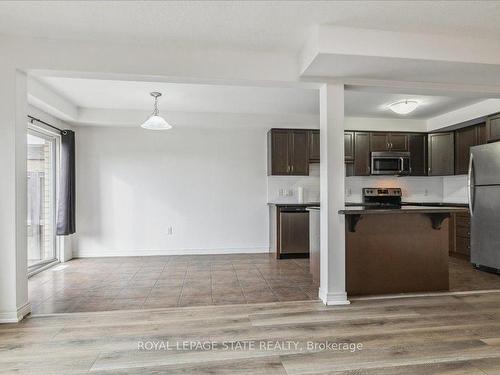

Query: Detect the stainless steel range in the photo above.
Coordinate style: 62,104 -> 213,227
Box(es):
362,187 -> 402,208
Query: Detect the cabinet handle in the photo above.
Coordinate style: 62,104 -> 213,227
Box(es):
287,165 -> 290,173
291,165 -> 294,173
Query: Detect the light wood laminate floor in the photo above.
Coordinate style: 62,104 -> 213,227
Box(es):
3,293 -> 500,374
29,254 -> 318,314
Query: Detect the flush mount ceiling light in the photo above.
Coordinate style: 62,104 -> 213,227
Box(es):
141,92 -> 172,130
388,100 -> 419,115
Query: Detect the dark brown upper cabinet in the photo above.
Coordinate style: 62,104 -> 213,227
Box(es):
477,122 -> 487,145
344,131 -> 354,161
455,126 -> 478,175
354,132 -> 371,176
290,130 -> 309,175
428,132 -> 455,176
309,130 -> 320,163
370,132 -> 408,152
408,133 -> 427,176
267,129 -> 309,176
487,114 -> 500,143
370,132 -> 390,152
390,133 -> 410,151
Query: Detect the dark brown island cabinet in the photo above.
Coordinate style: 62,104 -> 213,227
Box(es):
449,210 -> 471,259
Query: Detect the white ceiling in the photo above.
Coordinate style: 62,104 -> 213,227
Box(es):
35,77 -> 319,115
1,1 -> 500,53
33,76 -> 486,120
345,90 -> 485,119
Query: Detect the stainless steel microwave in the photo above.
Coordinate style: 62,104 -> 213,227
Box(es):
371,152 -> 411,176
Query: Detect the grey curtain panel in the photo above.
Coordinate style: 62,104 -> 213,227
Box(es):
56,130 -> 76,235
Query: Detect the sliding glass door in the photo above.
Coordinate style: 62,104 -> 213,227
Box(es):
27,128 -> 59,273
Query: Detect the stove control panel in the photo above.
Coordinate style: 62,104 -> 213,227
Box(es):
363,188 -> 402,197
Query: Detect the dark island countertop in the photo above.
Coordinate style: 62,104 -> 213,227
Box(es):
339,205 -> 469,215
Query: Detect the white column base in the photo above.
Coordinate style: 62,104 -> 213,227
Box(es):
319,288 -> 350,306
0,302 -> 31,323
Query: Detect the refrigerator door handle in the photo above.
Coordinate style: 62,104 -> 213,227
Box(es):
468,153 -> 475,216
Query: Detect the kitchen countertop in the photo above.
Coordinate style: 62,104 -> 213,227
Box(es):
339,205 -> 469,215
305,206 -> 320,211
267,202 -> 320,207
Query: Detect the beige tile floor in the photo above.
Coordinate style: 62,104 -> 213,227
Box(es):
28,254 -> 500,315
29,254 -> 319,314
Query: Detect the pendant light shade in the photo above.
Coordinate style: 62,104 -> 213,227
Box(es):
141,92 -> 172,130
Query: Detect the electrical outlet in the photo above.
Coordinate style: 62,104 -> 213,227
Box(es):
278,188 -> 285,197
167,226 -> 173,235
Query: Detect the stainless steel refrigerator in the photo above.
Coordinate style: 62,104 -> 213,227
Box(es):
469,142 -> 500,272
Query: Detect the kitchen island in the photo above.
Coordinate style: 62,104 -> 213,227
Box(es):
339,205 -> 469,296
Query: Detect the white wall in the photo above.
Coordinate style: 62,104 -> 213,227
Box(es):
74,125 -> 269,257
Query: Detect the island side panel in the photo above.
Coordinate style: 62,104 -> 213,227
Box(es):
346,213 -> 450,295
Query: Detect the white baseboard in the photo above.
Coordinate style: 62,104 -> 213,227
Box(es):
318,289 -> 350,306
74,247 -> 270,258
0,302 -> 31,324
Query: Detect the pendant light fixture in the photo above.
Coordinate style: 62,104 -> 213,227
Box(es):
141,92 -> 172,130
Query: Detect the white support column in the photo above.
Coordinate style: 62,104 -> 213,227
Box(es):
0,68 -> 30,323
318,83 -> 349,306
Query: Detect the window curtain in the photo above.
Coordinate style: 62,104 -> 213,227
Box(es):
56,130 -> 76,235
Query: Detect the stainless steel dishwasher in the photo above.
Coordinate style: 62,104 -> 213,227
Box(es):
279,206 -> 310,258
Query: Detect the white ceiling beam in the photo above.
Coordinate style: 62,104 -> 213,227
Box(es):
427,99 -> 500,132
315,25 -> 500,65
76,108 -> 319,129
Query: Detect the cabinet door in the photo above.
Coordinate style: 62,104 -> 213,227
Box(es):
268,130 -> 290,175
290,130 -> 309,175
477,123 -> 487,145
309,130 -> 320,163
408,134 -> 427,176
354,132 -> 371,176
487,114 -> 500,142
428,132 -> 455,176
389,133 -> 409,151
370,132 -> 390,152
455,126 -> 477,175
344,131 -> 354,161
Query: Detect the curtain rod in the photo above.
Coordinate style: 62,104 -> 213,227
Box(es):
27,115 -> 67,134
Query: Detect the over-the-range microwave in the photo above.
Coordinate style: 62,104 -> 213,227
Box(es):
371,152 -> 411,176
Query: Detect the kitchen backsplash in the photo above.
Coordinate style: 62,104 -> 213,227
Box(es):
267,166 -> 469,204
442,175 -> 468,203
267,164 -> 320,203
345,176 -> 444,203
